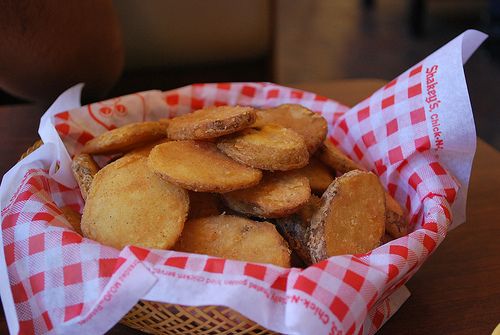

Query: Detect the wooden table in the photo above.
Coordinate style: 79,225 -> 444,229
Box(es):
1,80 -> 499,334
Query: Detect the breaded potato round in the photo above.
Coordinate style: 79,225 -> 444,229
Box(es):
217,124 -> 309,171
309,170 -> 385,261
71,154 -> 100,200
148,141 -> 262,193
81,121 -> 167,155
188,192 -> 223,219
293,157 -> 334,194
81,155 -> 189,250
223,171 -> 311,218
174,215 -> 291,267
167,106 -> 256,140
255,104 -> 327,154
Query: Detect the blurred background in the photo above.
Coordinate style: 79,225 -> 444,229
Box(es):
0,0 -> 499,148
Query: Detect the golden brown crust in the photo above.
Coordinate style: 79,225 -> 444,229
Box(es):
307,170 -> 386,262
147,140 -> 262,193
81,155 -> 189,250
81,121 -> 167,155
318,140 -> 364,173
71,154 -> 100,200
222,171 -> 311,218
174,215 -> 291,267
293,157 -> 334,194
255,104 -> 327,154
167,106 -> 256,140
217,124 -> 309,171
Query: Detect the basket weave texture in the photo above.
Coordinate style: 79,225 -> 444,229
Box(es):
22,140 -> 275,335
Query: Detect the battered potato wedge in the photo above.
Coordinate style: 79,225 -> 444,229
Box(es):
217,124 -> 309,171
148,141 -> 262,193
71,154 -> 100,200
167,106 -> 256,140
222,171 -> 311,218
318,140 -> 364,173
81,155 -> 189,250
255,104 -> 327,154
61,206 -> 82,235
278,170 -> 385,264
81,121 -> 167,155
319,140 -> 408,237
174,215 -> 291,267
188,192 -> 223,219
293,157 -> 334,194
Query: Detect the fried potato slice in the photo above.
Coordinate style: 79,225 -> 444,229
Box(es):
61,206 -> 82,235
222,171 -> 311,218
318,140 -> 408,237
71,154 -> 100,200
188,192 -> 223,219
278,170 -> 385,264
309,170 -> 385,262
174,215 -> 291,267
81,121 -> 167,155
293,157 -> 334,194
81,154 -> 189,250
148,140 -> 262,193
167,106 -> 256,140
255,104 -> 327,154
217,124 -> 309,171
318,139 -> 364,173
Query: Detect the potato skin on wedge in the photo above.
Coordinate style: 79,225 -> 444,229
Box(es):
81,155 -> 189,250
223,171 -> 311,218
174,215 -> 291,267
217,124 -> 309,171
167,106 -> 256,140
148,140 -> 262,193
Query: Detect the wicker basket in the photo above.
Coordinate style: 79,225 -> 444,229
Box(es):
22,141 -> 276,335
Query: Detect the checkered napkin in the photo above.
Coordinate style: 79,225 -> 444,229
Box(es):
0,30 -> 487,335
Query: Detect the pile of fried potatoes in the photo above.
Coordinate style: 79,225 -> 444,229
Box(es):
66,104 -> 408,268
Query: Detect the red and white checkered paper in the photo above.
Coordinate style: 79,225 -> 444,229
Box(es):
0,30 -> 487,335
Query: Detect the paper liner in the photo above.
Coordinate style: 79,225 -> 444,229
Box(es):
0,30 -> 487,334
